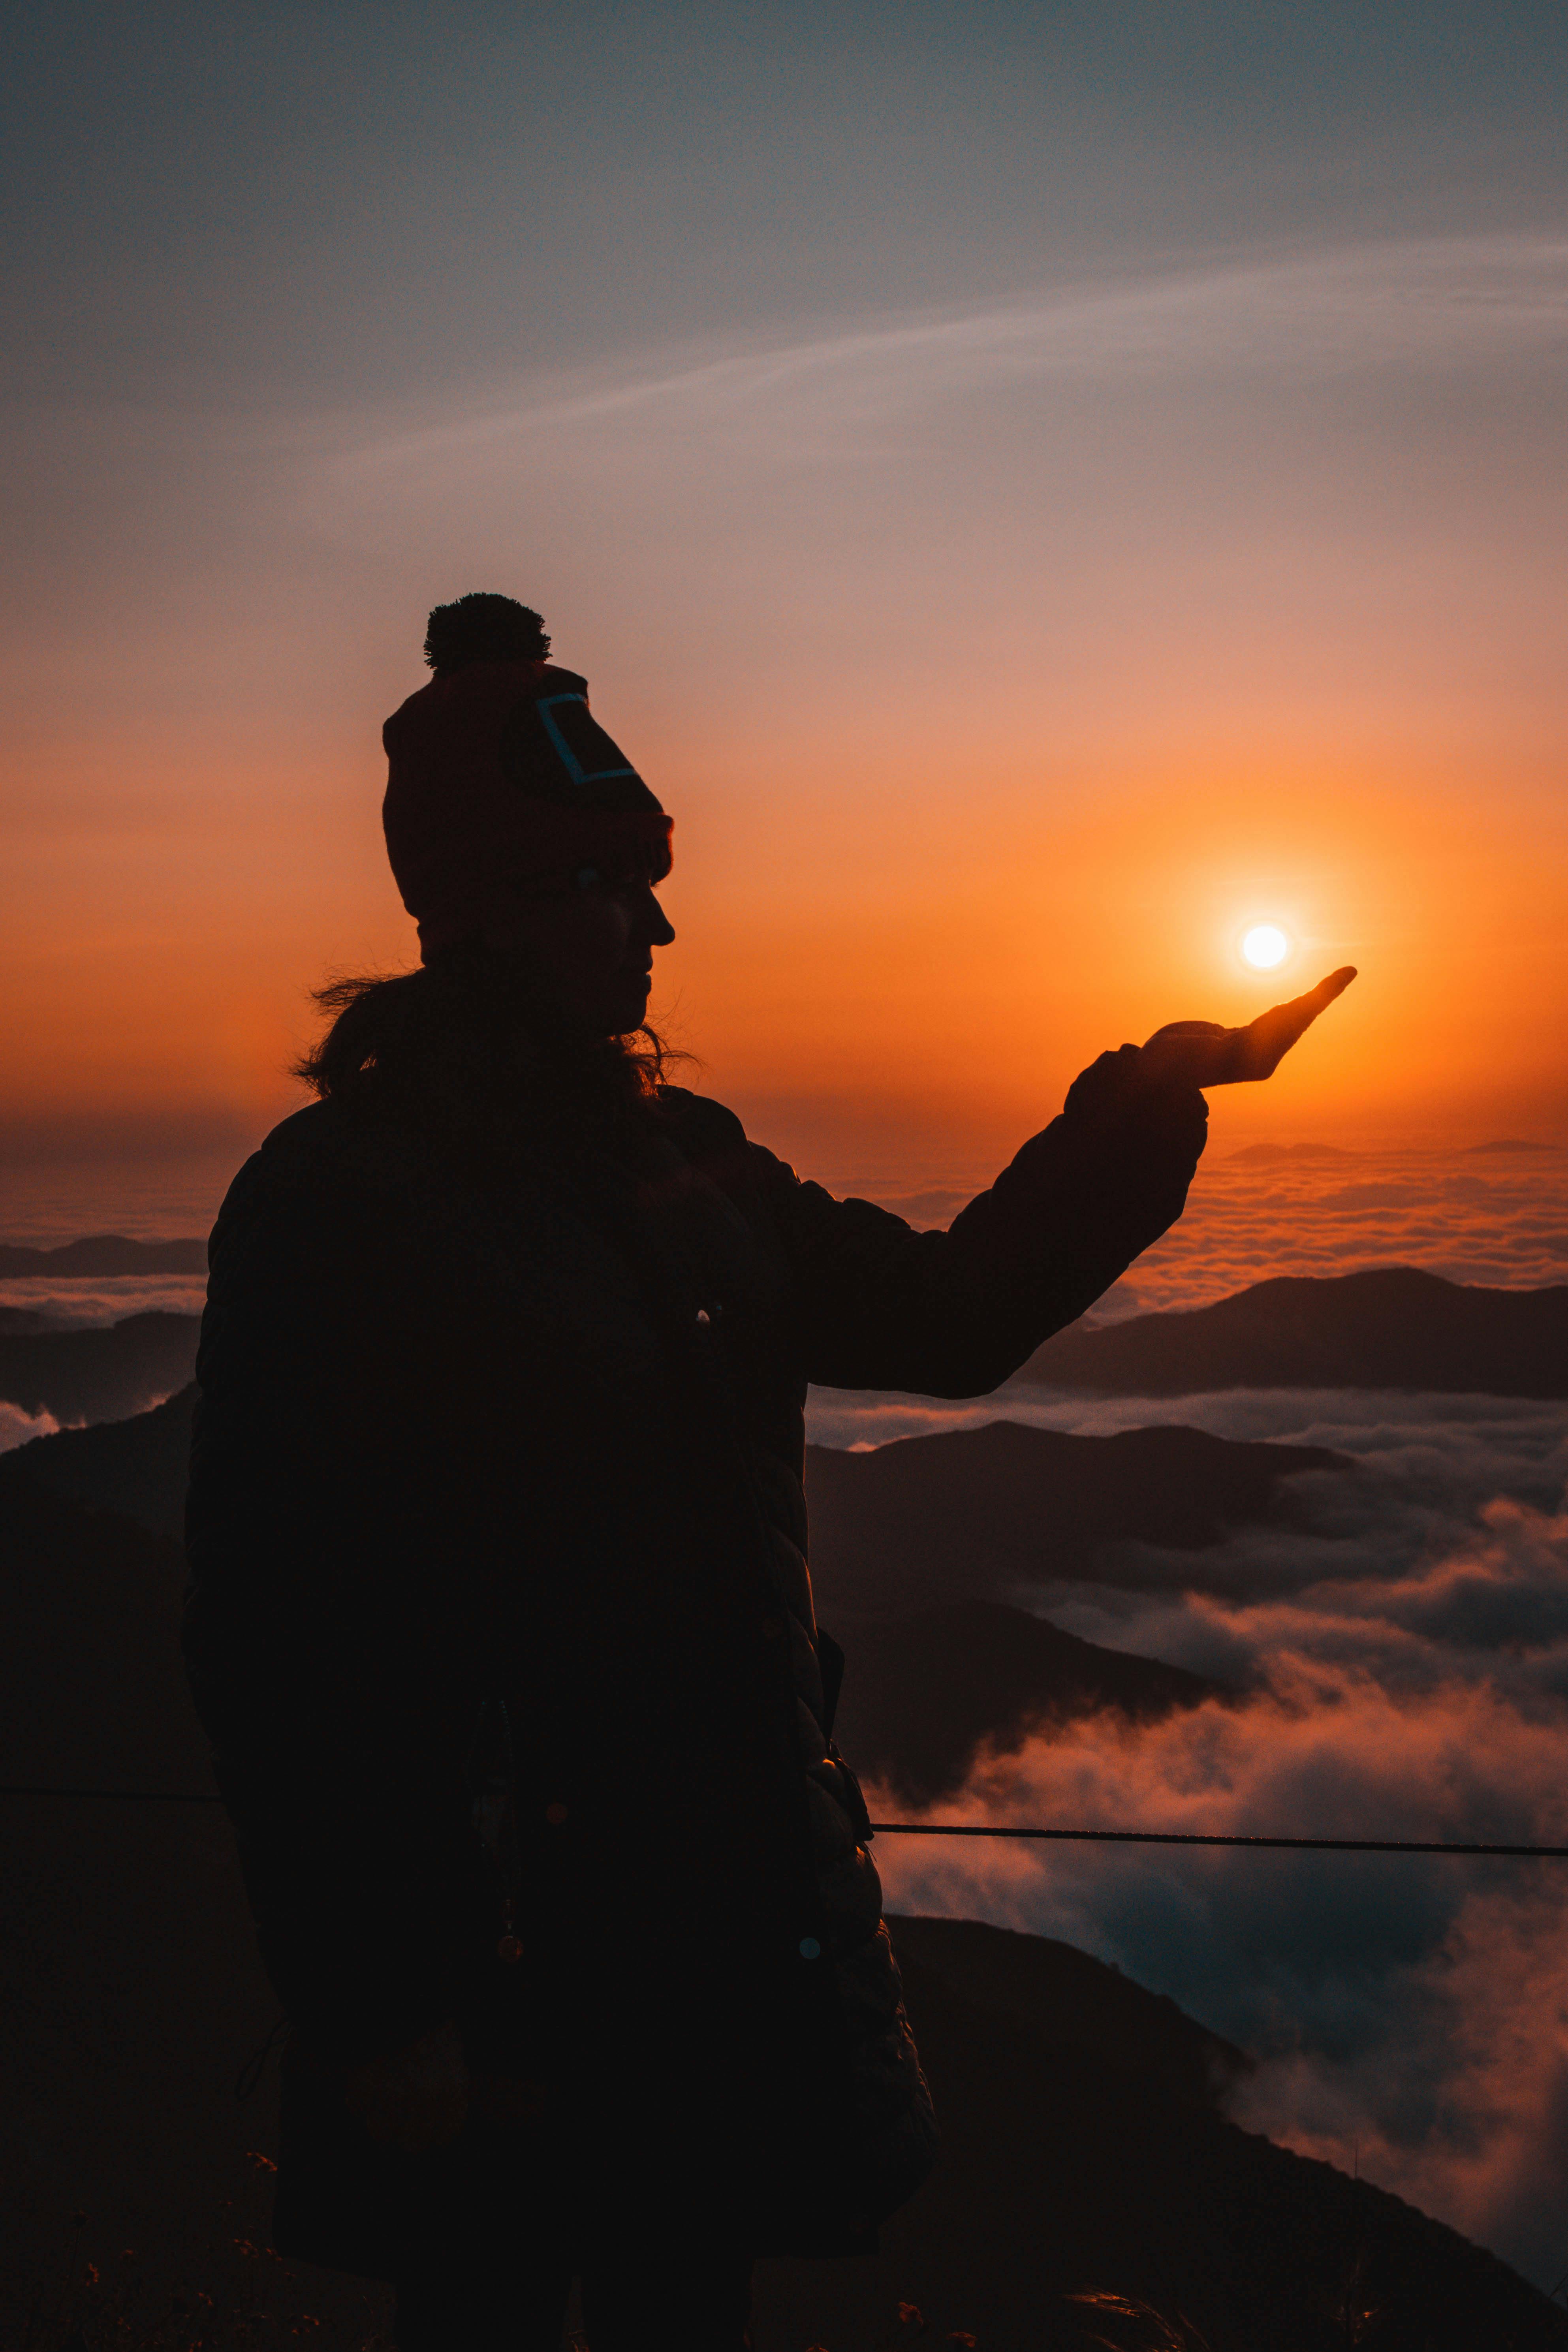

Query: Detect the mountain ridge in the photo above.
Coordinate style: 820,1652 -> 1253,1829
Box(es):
805,1417 -> 1348,1614
0,1233 -> 207,1275
1019,1265 -> 1568,1396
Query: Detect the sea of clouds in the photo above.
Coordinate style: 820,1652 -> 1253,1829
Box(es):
1096,1142 -> 1568,1321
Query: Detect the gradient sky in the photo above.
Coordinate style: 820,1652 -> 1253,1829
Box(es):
4,1 -> 1566,1200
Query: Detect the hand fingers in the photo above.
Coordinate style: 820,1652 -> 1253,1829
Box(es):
1236,966 -> 1358,1080
1272,962 -> 1356,1029
1308,963 -> 1358,1007
1262,964 -> 1357,1028
1253,965 -> 1357,1044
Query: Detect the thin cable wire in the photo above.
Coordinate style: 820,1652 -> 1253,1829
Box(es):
869,1822 -> 1568,1857
4,1787 -> 1567,1857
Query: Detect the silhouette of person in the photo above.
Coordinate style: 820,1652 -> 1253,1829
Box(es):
182,595 -> 1353,2351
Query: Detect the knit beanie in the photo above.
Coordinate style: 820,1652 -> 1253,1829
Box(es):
382,593 -> 673,961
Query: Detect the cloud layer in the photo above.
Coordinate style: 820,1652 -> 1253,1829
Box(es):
1090,1143 -> 1568,1324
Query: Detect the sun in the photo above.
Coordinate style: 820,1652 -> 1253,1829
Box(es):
1240,923 -> 1290,971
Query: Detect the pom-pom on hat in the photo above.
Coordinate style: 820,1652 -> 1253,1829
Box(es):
382,593 -> 673,961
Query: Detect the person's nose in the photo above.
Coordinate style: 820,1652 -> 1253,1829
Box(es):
641,886 -> 675,949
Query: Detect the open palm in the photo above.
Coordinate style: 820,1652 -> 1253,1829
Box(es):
1141,965 -> 1357,1089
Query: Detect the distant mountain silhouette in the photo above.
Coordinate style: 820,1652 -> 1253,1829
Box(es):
0,1233 -> 207,1275
1018,1267 -> 1568,1397
1228,1140 -> 1356,1162
834,1598 -> 1226,1804
805,1418 -> 1346,1614
0,1309 -> 200,1423
1463,1138 -> 1555,1155
3,1479 -> 1560,2347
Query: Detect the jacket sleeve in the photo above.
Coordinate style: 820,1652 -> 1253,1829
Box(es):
727,1048 -> 1207,1397
182,1143 -> 470,2067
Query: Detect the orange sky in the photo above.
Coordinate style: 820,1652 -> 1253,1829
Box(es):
4,15 -> 1565,1201
6,651 -> 1561,1192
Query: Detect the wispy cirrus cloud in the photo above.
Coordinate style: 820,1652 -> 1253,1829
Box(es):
330,233 -> 1568,480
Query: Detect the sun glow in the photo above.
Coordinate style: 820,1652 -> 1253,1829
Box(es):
1240,923 -> 1290,971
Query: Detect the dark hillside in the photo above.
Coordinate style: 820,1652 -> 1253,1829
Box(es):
886,1911 -> 1251,2109
1020,1267 -> 1568,1397
2,1382 -> 197,1542
832,1598 -> 1226,1804
0,1477 -> 210,1797
0,1309 -> 201,1424
755,1920 -> 1568,2351
2,1406 -> 1233,1806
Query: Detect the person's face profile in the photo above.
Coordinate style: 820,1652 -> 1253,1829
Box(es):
483,867 -> 675,1034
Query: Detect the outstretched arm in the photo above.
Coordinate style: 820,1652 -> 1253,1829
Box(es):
732,1053 -> 1209,1397
719,967 -> 1356,1397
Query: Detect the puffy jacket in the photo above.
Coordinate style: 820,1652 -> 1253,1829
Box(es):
182,1054 -> 1205,2272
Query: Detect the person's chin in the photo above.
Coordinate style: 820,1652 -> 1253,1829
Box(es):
607,980 -> 652,1033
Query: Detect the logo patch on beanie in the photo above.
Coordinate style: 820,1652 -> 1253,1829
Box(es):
535,693 -> 639,792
